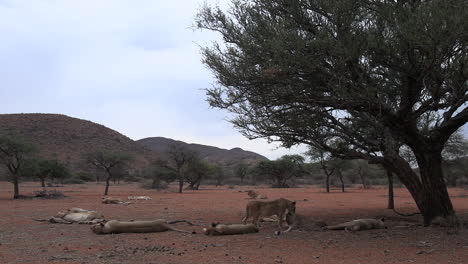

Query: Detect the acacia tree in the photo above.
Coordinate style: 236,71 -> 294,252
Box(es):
235,162 -> 249,184
196,0 -> 468,225
305,146 -> 334,192
22,159 -> 70,187
255,155 -> 305,188
166,144 -> 197,193
355,160 -> 370,189
184,158 -> 213,190
86,151 -> 133,195
0,136 -> 36,198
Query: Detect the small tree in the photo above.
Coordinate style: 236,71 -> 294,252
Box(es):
355,160 -> 370,189
0,136 -> 36,198
329,158 -> 347,193
166,144 -> 196,193
144,159 -> 177,189
22,159 -> 71,187
235,163 -> 249,184
255,155 -> 305,188
306,146 -> 334,192
86,151 -> 133,195
184,158 -> 213,190
211,164 -> 224,186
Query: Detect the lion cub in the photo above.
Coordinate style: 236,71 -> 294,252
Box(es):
242,198 -> 296,228
324,218 -> 386,231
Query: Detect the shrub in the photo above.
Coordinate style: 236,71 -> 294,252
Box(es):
75,172 -> 94,182
124,174 -> 142,183
140,180 -> 168,190
63,177 -> 85,184
34,189 -> 66,199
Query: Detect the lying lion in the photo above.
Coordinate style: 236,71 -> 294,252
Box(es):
242,198 -> 296,228
273,212 -> 327,234
203,223 -> 259,236
323,218 -> 386,231
33,208 -> 105,224
102,197 -> 131,205
127,196 -> 151,200
246,190 -> 268,200
91,219 -> 195,234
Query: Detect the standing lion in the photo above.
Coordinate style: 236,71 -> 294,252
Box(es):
242,198 -> 296,228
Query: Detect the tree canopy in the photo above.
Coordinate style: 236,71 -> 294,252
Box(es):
0,136 -> 37,198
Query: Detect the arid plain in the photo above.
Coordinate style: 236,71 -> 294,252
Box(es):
1,182 -> 468,264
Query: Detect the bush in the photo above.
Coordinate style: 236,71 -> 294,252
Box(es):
63,177 -> 86,184
140,180 -> 168,190
456,177 -> 468,187
34,189 -> 66,199
124,174 -> 142,183
75,172 -> 95,182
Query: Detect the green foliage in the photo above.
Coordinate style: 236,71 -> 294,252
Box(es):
74,171 -> 95,182
62,177 -> 85,184
183,158 -> 214,190
165,144 -> 198,193
234,163 -> 250,184
85,151 -> 134,195
0,135 -> 37,198
254,154 -> 305,188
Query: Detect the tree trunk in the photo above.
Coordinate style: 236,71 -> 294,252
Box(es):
178,173 -> 184,193
386,151 -> 455,226
336,169 -> 345,192
13,175 -> 20,199
320,161 -> 333,193
358,169 -> 368,189
416,151 -> 455,226
152,177 -> 161,189
195,179 -> 201,190
40,177 -> 46,188
386,168 -> 394,210
104,170 -> 112,196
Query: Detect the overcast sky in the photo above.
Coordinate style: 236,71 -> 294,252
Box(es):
0,0 -> 307,160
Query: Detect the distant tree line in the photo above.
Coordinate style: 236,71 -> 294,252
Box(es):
1,134 -> 466,199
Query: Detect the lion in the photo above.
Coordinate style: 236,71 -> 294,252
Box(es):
203,222 -> 259,236
242,198 -> 296,228
33,208 -> 105,224
247,190 -> 258,199
323,218 -> 386,231
127,196 -> 151,200
275,212 -> 327,234
102,197 -> 131,205
91,219 -> 196,234
246,190 -> 267,200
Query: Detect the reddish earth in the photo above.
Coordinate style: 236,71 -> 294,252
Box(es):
1,182 -> 468,264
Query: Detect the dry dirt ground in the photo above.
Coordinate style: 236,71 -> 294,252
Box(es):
1,182 -> 468,264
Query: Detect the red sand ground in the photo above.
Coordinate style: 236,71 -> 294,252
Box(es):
1,182 -> 468,264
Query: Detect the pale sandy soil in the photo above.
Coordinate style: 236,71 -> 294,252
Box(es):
1,182 -> 468,264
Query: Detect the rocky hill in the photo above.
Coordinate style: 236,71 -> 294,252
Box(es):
137,137 -> 268,168
0,114 -> 268,174
0,113 -> 151,170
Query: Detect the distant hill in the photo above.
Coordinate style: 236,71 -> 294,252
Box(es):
0,113 -> 151,170
137,137 -> 268,168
